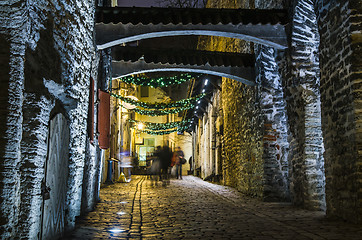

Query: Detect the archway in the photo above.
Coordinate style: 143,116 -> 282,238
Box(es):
95,7 -> 288,50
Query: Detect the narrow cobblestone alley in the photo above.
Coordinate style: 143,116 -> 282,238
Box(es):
63,176 -> 361,240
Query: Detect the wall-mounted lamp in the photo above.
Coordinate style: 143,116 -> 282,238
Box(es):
137,123 -> 145,130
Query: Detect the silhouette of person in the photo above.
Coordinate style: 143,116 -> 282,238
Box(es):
175,147 -> 184,179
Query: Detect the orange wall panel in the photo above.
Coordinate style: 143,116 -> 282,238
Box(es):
98,90 -> 110,149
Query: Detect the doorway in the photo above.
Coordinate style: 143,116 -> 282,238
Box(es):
41,113 -> 70,240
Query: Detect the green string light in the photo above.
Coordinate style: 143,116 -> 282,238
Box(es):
111,93 -> 206,110
129,119 -> 191,130
134,126 -> 189,135
116,73 -> 201,88
120,103 -> 193,116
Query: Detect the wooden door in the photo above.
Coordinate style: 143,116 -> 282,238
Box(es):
41,113 -> 70,240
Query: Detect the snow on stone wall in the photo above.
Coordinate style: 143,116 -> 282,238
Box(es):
82,53 -> 101,214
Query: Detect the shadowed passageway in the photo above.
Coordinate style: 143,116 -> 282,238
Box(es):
63,176 -> 361,239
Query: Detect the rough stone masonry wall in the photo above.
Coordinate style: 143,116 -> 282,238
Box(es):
81,53 -> 100,215
255,0 -> 291,203
280,0 -> 326,210
0,1 -> 27,237
0,0 -> 97,238
197,0 -> 264,197
199,0 -> 290,199
255,45 -> 290,201
316,0 -> 362,222
222,77 -> 264,196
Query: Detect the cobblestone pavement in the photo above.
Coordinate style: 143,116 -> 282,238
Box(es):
62,176 -> 362,240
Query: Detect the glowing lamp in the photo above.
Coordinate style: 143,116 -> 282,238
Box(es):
137,123 -> 145,130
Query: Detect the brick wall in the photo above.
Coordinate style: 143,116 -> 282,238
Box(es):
316,0 -> 362,222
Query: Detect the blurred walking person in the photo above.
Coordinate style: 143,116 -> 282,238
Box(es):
175,147 -> 185,179
160,146 -> 172,185
149,146 -> 162,185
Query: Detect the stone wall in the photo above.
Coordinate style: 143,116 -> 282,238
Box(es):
0,1 -> 28,237
280,0 -> 326,210
221,77 -> 264,196
195,0 -> 290,199
196,0 -> 264,197
201,0 -> 360,220
197,25 -> 265,197
256,45 -> 290,201
192,90 -> 222,180
316,0 -> 361,222
0,0 -> 99,238
254,0 -> 291,203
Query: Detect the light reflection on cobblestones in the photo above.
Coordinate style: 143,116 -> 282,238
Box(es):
62,176 -> 362,239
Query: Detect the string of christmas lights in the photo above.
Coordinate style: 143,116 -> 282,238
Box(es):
117,73 -> 201,88
111,93 -> 206,110
129,119 -> 191,130
135,126 -> 189,135
120,103 -> 193,116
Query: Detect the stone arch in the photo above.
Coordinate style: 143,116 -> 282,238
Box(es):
97,29 -> 288,50
111,47 -> 256,86
112,61 -> 256,86
96,7 -> 288,50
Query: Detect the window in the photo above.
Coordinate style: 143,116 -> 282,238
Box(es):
144,138 -> 155,146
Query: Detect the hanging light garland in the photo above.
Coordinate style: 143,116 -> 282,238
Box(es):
116,73 -> 201,88
120,103 -> 193,116
129,119 -> 191,130
111,93 -> 206,110
135,126 -> 189,135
